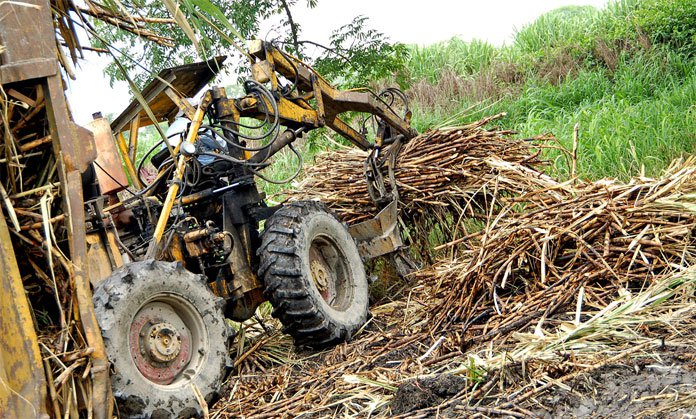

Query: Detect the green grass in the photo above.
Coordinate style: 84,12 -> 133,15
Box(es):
403,0 -> 696,181
407,38 -> 500,83
513,5 -> 602,55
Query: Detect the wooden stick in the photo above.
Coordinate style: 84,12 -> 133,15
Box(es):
19,135 -> 52,152
571,122 -> 579,182
10,182 -> 60,199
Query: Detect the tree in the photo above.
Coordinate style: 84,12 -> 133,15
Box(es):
85,0 -> 317,87
313,16 -> 408,88
86,0 -> 262,87
83,0 -> 405,89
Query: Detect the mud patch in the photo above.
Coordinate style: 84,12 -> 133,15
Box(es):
537,351 -> 696,418
391,374 -> 468,415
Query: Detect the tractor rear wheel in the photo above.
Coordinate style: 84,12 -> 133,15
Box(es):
258,201 -> 369,348
93,260 -> 230,418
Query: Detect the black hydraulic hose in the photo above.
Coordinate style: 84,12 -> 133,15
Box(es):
248,143 -> 304,185
197,152 -> 269,167
200,124 -> 280,152
212,80 -> 281,141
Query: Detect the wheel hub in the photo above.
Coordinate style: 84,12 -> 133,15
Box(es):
310,260 -> 330,292
308,235 -> 353,308
129,302 -> 192,385
144,322 -> 181,363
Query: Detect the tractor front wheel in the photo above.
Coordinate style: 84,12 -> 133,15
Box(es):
258,201 -> 369,348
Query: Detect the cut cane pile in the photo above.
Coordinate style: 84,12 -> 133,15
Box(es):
213,115 -> 696,417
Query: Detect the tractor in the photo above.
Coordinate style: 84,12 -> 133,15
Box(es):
83,42 -> 416,416
0,1 -> 416,416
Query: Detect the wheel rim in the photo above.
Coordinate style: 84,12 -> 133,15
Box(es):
309,234 -> 353,311
128,293 -> 208,387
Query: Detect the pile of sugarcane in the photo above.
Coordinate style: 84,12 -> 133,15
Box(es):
292,115 -> 696,342
428,158 -> 696,345
288,114 -> 568,255
1,84 -> 94,417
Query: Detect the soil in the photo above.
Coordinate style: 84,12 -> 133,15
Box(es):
537,351 -> 696,418
391,374 -> 468,415
391,350 -> 696,418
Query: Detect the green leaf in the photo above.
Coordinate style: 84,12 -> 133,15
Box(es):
162,0 -> 200,54
190,0 -> 245,41
110,53 -> 174,155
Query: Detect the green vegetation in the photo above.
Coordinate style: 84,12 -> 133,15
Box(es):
314,16 -> 409,88
92,0 -> 402,90
404,0 -> 696,181
130,0 -> 696,192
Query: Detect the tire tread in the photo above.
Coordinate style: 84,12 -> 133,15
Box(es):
258,201 -> 368,348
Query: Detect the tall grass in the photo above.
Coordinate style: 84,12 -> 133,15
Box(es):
513,6 -> 601,55
404,0 -> 696,181
407,38 -> 499,83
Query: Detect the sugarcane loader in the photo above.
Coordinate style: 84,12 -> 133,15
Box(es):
0,0 -> 415,418
91,40 -> 416,417
0,3 -> 417,413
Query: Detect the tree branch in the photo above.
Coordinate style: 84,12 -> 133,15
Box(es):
279,0 -> 300,55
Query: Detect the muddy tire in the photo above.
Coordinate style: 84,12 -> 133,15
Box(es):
93,260 -> 230,418
258,201 -> 369,348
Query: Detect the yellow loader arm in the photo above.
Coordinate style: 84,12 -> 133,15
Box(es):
232,40 -> 417,151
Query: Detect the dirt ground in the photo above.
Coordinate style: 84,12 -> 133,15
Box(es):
391,374 -> 469,415
390,349 -> 696,418
537,350 -> 696,418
